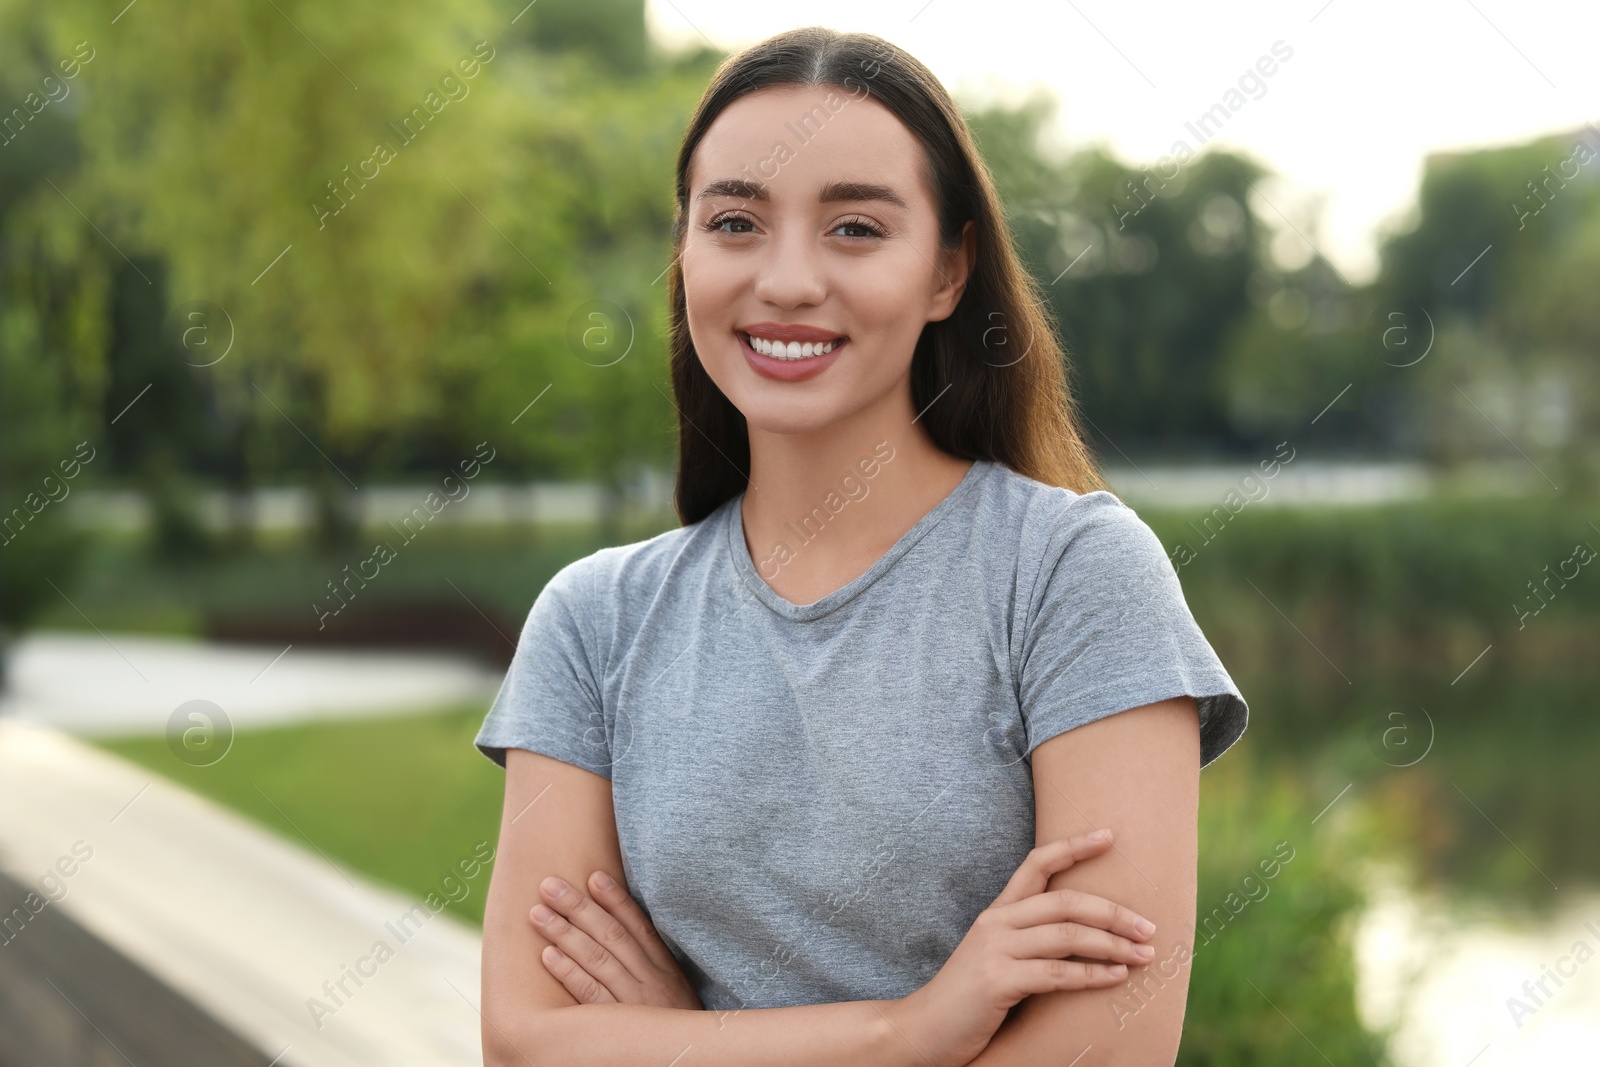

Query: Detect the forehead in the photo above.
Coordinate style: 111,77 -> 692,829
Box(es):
688,85 -> 928,201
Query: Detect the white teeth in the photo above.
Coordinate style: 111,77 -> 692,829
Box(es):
744,334 -> 841,360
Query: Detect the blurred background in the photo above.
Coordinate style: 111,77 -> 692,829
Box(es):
0,0 -> 1596,1064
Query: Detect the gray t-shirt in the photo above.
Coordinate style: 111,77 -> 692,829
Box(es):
475,458 -> 1247,1010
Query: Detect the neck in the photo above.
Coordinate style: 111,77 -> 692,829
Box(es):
736,386 -> 974,588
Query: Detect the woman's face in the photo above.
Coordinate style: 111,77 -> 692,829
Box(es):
681,84 -> 973,437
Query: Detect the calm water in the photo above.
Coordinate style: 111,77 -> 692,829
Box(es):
1240,659 -> 1600,1065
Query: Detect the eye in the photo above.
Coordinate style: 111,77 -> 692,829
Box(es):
704,211 -> 756,234
831,215 -> 888,239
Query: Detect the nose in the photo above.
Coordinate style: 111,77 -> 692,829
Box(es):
751,219 -> 827,310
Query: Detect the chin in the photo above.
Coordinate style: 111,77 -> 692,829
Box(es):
730,390 -> 843,437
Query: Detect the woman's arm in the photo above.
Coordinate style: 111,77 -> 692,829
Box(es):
961,696 -> 1202,1067
480,748 -> 920,1067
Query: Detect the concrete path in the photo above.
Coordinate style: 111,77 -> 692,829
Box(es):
0,631 -> 505,736
0,718 -> 488,1066
0,633 -> 509,1062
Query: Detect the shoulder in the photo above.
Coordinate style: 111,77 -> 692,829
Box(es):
980,463 -> 1170,592
535,499 -> 735,618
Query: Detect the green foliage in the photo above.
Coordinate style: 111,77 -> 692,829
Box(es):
7,0 -> 1595,528
972,97 -> 1275,449
520,0 -> 651,75
28,517 -> 670,635
15,0 -> 688,503
1179,757 -> 1395,1066
0,6 -> 102,640
1143,493 -> 1600,675
1375,134 -> 1599,324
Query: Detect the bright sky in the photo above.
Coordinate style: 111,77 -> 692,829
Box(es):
646,0 -> 1599,285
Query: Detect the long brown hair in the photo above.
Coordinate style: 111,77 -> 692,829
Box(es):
667,26 -> 1107,525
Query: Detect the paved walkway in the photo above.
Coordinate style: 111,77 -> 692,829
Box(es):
0,718 -> 485,1067
0,631 -> 504,736
0,633 -> 510,1063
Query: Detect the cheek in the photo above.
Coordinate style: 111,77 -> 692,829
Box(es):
681,250 -> 744,380
681,243 -> 740,318
844,262 -> 932,350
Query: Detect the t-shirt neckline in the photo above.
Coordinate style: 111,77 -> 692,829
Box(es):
724,458 -> 993,622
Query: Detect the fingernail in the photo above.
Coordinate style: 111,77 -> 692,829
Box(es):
1091,829 -> 1111,842
1110,963 -> 1127,974
593,871 -> 616,891
1136,918 -> 1156,936
1136,943 -> 1155,958
542,877 -> 568,897
544,946 -> 565,962
531,904 -> 555,923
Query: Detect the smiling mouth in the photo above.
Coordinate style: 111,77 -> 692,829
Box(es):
739,332 -> 847,361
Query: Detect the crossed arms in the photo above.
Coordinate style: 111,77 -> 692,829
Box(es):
478,695 -> 1200,1066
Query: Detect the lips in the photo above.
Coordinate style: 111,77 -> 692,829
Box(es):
737,322 -> 847,344
737,328 -> 847,382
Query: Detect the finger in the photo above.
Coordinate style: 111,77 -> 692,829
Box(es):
1005,920 -> 1159,968
991,830 -> 1114,908
1001,886 -> 1157,942
586,870 -> 680,973
538,878 -> 657,982
1013,958 -> 1129,996
531,898 -> 643,998
540,944 -> 618,1004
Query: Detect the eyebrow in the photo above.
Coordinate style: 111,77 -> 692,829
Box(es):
694,178 -> 908,210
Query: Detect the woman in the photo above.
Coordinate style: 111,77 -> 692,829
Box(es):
474,26 -> 1248,1067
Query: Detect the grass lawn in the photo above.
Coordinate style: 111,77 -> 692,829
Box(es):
93,704 -> 507,925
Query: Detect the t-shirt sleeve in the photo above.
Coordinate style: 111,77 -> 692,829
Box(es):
473,557 -> 614,778
1017,491 -> 1248,768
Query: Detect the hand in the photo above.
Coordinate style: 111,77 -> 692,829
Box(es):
531,870 -> 704,1009
882,829 -> 1157,1067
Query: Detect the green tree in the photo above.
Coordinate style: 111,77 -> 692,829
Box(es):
0,7 -> 107,670
971,97 -> 1278,451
